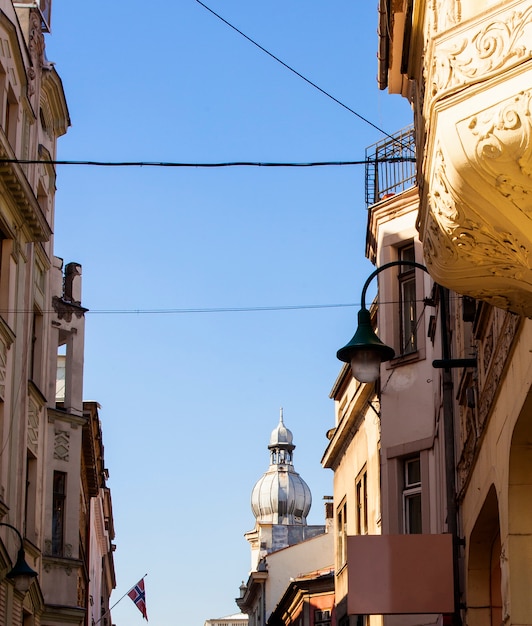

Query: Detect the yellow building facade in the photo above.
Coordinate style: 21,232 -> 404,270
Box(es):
373,1 -> 532,625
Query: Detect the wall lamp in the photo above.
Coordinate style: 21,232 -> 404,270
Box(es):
337,260 -> 476,381
0,522 -> 38,594
337,259 -> 475,626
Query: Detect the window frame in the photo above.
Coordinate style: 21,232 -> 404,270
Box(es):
52,470 -> 67,556
402,456 -> 422,534
398,242 -> 418,356
336,500 -> 348,568
314,609 -> 331,626
355,469 -> 368,535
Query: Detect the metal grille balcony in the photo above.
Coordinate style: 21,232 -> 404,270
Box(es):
365,125 -> 416,207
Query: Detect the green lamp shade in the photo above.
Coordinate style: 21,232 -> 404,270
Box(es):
337,308 -> 395,383
7,547 -> 38,594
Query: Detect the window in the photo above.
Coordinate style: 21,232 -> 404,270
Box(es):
52,471 -> 66,555
5,86 -> 18,149
398,243 -> 417,355
24,453 -> 37,539
356,470 -> 368,535
30,309 -> 44,388
337,501 -> 347,567
403,456 -> 422,534
315,610 -> 331,626
56,345 -> 66,402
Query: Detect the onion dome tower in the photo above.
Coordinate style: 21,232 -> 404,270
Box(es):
251,409 -> 312,525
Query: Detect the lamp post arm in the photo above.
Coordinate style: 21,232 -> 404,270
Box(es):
360,260 -> 429,309
357,261 -> 463,625
0,522 -> 24,550
0,520 -> 38,591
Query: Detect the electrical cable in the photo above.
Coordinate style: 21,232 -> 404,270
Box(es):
0,295 -> 462,316
0,157 -> 414,168
194,0 -> 408,147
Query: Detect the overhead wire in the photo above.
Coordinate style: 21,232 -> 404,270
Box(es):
0,296 -> 462,316
194,0 -> 408,147
0,5 -> 414,169
0,157 -> 414,167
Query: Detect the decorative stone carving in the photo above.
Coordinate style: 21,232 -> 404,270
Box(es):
431,0 -> 461,35
429,2 -> 532,101
500,543 -> 511,622
477,313 -> 521,427
424,143 -> 532,315
0,337 -> 7,401
54,429 -> 70,461
52,295 -> 87,322
27,398 -> 39,455
28,10 -> 44,68
418,0 -> 532,316
421,75 -> 532,316
457,310 -> 521,493
465,91 -> 532,211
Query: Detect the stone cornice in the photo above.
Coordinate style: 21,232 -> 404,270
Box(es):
0,135 -> 52,243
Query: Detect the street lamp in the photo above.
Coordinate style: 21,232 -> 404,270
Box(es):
336,260 -> 476,381
337,259 -> 475,626
0,522 -> 38,594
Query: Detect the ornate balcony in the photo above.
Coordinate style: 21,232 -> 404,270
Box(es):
380,0 -> 532,317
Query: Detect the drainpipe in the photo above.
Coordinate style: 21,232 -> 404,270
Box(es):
378,0 -> 390,90
439,286 -> 463,626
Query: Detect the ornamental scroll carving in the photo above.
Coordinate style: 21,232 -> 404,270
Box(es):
430,0 -> 461,35
422,85 -> 532,316
457,311 -> 521,494
429,2 -> 532,101
464,91 -> 532,216
426,146 -> 530,277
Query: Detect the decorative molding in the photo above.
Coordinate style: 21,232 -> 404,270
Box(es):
429,1 -> 532,101
0,340 -> 7,402
477,312 -> 521,427
457,311 -> 522,494
52,295 -> 87,322
430,0 -> 462,35
42,552 -> 81,577
463,90 -> 532,216
421,86 -> 532,316
54,429 -> 70,461
0,317 -> 14,401
27,396 -> 39,455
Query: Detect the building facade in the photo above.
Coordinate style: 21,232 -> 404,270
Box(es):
322,357 -> 382,626
328,3 -> 532,625
237,412 -> 334,626
268,569 -> 335,626
205,613 -> 249,626
0,3 -> 116,626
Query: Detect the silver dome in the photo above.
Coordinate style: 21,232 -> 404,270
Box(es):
251,409 -> 312,525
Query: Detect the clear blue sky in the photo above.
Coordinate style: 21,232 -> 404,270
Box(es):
45,2 -> 412,624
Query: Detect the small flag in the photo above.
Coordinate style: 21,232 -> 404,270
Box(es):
128,578 -> 148,621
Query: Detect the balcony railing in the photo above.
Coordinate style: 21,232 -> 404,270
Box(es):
365,125 -> 416,207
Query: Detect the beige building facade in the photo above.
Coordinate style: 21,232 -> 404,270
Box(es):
331,1 -> 532,625
322,362 -> 382,626
330,157 -> 462,625
0,3 -> 116,626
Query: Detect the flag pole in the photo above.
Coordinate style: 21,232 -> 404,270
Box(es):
94,573 -> 148,626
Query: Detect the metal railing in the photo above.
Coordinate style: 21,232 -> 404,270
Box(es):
365,125 -> 416,207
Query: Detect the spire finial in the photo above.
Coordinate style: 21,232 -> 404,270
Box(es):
280,407 -> 284,424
